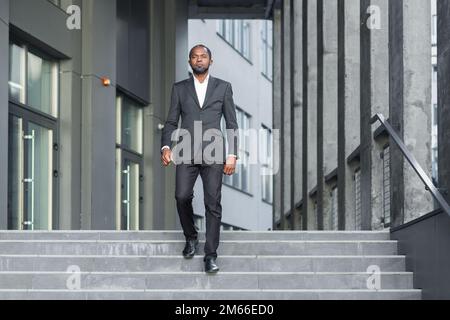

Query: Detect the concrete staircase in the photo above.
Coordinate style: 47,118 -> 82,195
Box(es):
0,231 -> 421,300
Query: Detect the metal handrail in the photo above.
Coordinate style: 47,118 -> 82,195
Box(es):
370,113 -> 450,218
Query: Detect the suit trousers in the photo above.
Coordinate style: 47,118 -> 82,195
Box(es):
175,162 -> 224,261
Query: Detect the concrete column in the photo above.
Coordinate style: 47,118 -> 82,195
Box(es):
316,0 -> 324,230
273,7 -> 283,228
321,0 -> 338,230
282,0 -> 292,229
338,0 -> 360,230
390,0 -> 433,226
144,0 -> 163,230
301,0 -> 309,230
292,0 -> 304,230
438,1 -> 450,205
0,0 -> 9,229
58,0 -> 82,229
306,0 -> 318,230
402,0 -> 433,221
389,0 -> 404,229
360,0 -> 389,230
80,0 -> 117,229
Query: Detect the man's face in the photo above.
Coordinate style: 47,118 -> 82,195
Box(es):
189,47 -> 212,75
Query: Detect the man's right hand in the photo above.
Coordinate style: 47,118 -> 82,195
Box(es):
161,149 -> 173,167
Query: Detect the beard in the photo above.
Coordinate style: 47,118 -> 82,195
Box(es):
192,65 -> 209,75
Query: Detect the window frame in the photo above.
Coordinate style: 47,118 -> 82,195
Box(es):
216,19 -> 252,63
115,91 -> 145,231
8,40 -> 60,118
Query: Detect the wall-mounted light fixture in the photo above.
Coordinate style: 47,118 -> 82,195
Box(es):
101,77 -> 111,87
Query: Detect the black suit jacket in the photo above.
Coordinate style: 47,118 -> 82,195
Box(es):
161,75 -> 240,163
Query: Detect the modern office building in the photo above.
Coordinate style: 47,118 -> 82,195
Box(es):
188,18 -> 273,231
1,0 -> 450,299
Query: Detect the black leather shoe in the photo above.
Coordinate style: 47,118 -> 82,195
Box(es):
204,256 -> 220,273
182,239 -> 199,259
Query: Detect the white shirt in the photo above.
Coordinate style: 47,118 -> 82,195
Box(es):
162,73 -> 237,159
193,73 -> 210,108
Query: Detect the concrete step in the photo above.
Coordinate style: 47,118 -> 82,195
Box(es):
0,231 -> 391,241
0,231 -> 418,300
0,272 -> 414,290
0,240 -> 398,256
0,289 -> 422,300
0,255 -> 406,272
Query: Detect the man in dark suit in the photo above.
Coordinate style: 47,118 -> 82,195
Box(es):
160,44 -> 239,273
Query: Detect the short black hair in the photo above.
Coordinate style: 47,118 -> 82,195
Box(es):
189,44 -> 212,59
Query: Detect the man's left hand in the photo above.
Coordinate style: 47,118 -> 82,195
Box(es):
223,156 -> 237,175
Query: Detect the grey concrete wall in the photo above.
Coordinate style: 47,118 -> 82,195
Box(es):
9,0 -> 71,58
391,209 -> 450,299
116,0 -> 150,104
80,0 -> 117,229
0,0 -> 9,229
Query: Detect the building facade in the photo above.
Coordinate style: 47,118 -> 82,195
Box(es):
271,0 -> 450,232
0,0 -> 275,231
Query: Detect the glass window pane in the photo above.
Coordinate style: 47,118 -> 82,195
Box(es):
233,163 -> 240,189
9,43 -> 25,103
268,47 -> 273,79
261,21 -> 267,41
234,20 -> 242,52
121,95 -> 143,154
121,160 -> 140,230
243,22 -> 251,60
268,21 -> 273,47
27,51 -> 56,116
242,153 -> 249,192
244,115 -> 250,150
225,20 -> 233,43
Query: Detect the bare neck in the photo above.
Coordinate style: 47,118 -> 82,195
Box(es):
193,72 -> 209,84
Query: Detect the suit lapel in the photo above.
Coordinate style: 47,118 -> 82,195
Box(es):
186,75 -> 218,110
186,76 -> 201,109
202,76 -> 218,109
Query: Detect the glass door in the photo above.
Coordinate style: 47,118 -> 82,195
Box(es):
8,113 -> 56,230
117,151 -> 143,231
